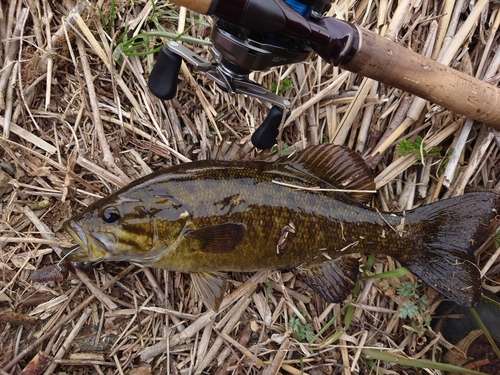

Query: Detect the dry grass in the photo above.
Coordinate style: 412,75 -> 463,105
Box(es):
1,0 -> 500,374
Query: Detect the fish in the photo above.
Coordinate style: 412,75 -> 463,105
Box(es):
63,144 -> 500,311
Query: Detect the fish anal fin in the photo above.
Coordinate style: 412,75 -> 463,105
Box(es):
185,222 -> 246,253
296,257 -> 359,303
191,271 -> 228,312
278,144 -> 375,203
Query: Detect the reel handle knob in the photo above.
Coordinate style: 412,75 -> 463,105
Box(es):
148,45 -> 182,100
251,106 -> 288,149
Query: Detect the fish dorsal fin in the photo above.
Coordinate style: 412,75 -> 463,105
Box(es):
278,144 -> 375,203
185,223 -> 246,253
295,256 -> 359,303
191,271 -> 228,311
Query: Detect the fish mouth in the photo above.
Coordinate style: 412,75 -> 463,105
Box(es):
64,220 -> 87,249
63,220 -> 115,262
60,246 -> 89,262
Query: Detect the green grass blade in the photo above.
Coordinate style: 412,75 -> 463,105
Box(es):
365,358 -> 384,375
108,0 -> 116,33
363,267 -> 409,279
320,329 -> 345,347
362,253 -> 376,271
469,307 -> 500,359
309,304 -> 349,344
482,293 -> 500,308
344,301 -> 355,328
362,349 -> 489,374
119,31 -> 212,57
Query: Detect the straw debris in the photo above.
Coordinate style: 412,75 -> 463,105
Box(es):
1,0 -> 500,374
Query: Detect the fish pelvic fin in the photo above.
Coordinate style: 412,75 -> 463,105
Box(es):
404,192 -> 500,308
295,257 -> 359,303
191,271 -> 228,312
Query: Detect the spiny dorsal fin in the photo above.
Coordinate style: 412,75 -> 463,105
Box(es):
184,223 -> 246,253
191,271 -> 228,312
277,144 -> 375,203
295,256 -> 359,303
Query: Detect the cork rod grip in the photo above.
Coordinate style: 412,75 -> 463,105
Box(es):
168,0 -> 215,14
343,27 -> 500,127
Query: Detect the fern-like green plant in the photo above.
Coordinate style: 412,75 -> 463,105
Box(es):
271,77 -> 293,95
289,310 -> 314,342
396,136 -> 442,164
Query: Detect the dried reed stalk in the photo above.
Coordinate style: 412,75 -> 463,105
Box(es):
1,0 -> 499,374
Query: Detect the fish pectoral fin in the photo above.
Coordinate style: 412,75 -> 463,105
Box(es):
191,271 -> 228,312
295,256 -> 359,303
185,222 -> 246,253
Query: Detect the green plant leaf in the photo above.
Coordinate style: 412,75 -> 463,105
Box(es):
270,77 -> 293,95
363,267 -> 409,279
362,253 -> 376,271
320,329 -> 345,347
469,307 -> 500,359
399,301 -> 419,319
119,31 -> 211,57
397,281 -> 419,299
362,349 -> 489,374
312,303 -> 350,345
494,230 -> 500,249
289,310 -> 314,342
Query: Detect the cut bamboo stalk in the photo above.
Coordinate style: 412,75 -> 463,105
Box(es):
334,77 -> 374,145
355,81 -> 378,153
450,129 -> 494,196
443,118 -> 473,188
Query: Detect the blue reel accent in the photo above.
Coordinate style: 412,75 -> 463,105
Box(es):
284,0 -> 312,18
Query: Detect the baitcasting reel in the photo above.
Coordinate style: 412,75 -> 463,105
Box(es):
148,0 -> 334,149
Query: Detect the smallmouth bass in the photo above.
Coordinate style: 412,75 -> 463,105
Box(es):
63,145 -> 499,310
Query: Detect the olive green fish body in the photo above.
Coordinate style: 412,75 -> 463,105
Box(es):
144,164 -> 409,272
64,145 -> 500,309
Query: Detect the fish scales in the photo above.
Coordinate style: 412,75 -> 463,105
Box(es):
137,161 -> 409,272
63,145 -> 500,309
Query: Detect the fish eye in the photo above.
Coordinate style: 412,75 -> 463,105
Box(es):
102,207 -> 121,223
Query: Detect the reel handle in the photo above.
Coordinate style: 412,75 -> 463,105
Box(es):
251,106 -> 289,149
148,45 -> 182,100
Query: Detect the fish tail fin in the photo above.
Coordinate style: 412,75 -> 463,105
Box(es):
404,192 -> 499,307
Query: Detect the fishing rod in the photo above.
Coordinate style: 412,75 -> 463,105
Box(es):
148,0 -> 500,149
